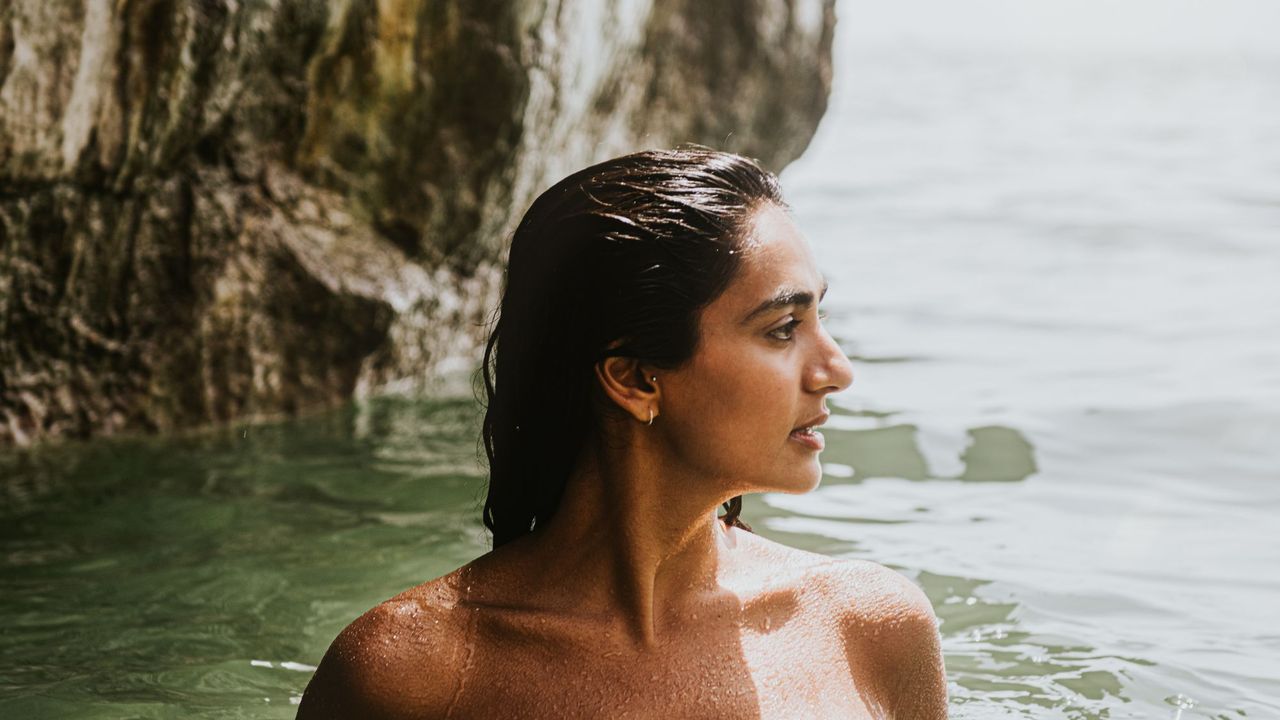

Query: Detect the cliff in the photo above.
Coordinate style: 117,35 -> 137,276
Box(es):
0,0 -> 835,446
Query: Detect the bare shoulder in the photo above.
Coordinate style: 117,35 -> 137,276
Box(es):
296,573 -> 470,720
731,529 -> 933,620
733,533 -> 946,718
822,557 -> 948,720
821,557 -> 936,627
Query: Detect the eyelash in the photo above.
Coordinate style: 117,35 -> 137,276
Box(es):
768,310 -> 828,342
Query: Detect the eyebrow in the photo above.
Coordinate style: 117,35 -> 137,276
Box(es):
742,279 -> 829,324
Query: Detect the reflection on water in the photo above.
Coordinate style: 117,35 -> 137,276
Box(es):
959,427 -> 1037,483
827,422 -> 932,481
920,571 -> 1135,720
0,387 -> 1275,717
0,399 -> 490,719
819,415 -> 1037,484
765,410 -> 1279,718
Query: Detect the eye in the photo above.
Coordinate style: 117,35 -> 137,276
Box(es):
768,318 -> 802,342
767,306 -> 827,343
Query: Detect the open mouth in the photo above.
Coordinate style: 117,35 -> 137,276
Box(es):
788,424 -> 825,450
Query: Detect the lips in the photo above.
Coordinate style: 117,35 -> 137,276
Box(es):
792,411 -> 830,433
789,411 -> 829,451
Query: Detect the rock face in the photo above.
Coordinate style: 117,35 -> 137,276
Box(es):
0,0 -> 836,446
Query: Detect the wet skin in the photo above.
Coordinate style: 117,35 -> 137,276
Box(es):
297,204 -> 948,719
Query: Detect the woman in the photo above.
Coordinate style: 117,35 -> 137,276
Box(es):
297,147 -> 948,719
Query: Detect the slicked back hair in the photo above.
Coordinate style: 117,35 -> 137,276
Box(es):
481,146 -> 785,548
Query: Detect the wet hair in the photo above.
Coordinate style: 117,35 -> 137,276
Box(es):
481,146 -> 785,548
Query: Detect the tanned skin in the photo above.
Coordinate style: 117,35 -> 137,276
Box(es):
297,205 -> 948,719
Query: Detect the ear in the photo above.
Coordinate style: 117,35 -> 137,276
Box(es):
594,356 -> 659,424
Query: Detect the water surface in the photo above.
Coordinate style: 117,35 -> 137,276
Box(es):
4,12 -> 1280,720
777,19 -> 1280,719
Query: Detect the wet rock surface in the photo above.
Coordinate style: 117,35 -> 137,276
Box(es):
0,0 -> 834,446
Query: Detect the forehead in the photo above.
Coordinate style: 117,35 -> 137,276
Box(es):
706,204 -> 823,321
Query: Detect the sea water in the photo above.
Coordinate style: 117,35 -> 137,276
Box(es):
3,7 -> 1280,720
777,7 -> 1280,716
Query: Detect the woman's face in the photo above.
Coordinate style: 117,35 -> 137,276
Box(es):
657,203 -> 855,496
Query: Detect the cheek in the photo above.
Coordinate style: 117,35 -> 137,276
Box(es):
664,348 -> 796,475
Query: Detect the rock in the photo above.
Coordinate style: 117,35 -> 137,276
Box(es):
0,0 -> 835,447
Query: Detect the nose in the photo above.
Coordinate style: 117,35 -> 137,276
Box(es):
805,325 -> 855,394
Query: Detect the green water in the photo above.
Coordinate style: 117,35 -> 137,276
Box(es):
4,396 -> 1273,718
1,399 -> 486,719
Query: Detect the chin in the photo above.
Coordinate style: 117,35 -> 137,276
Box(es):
775,461 -> 823,494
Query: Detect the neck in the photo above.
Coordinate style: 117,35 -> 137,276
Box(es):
521,434 -> 737,647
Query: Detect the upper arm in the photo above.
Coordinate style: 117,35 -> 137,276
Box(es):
296,601 -> 462,720
837,563 -> 948,720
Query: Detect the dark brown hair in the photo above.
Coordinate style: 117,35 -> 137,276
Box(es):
481,146 -> 784,548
